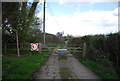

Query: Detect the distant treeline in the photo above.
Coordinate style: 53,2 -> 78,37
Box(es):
68,32 -> 120,76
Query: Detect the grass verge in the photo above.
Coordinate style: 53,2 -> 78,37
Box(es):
2,53 -> 48,80
79,58 -> 119,81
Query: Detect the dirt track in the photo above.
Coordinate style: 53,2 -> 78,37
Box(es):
35,54 -> 101,80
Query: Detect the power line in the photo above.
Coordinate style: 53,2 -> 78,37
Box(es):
47,2 -> 63,33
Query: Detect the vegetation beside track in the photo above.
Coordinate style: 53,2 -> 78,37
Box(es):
2,53 -> 48,80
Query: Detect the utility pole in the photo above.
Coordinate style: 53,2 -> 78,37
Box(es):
43,0 -> 46,44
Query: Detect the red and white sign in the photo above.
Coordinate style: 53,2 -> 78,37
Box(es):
31,43 -> 38,51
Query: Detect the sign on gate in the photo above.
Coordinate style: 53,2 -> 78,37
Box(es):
31,43 -> 38,51
59,51 -> 65,53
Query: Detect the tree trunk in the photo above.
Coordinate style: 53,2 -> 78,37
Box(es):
16,31 -> 20,57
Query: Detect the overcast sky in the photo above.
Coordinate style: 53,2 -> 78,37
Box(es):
35,0 -> 119,36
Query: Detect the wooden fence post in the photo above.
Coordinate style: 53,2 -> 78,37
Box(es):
38,43 -> 42,53
83,43 -> 86,58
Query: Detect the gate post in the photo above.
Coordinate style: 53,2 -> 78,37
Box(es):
38,43 -> 42,53
83,43 -> 86,58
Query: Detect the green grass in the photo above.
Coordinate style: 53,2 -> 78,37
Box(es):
79,58 -> 119,81
72,52 -> 119,80
2,53 -> 48,79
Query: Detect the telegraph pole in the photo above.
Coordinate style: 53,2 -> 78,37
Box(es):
43,0 -> 46,44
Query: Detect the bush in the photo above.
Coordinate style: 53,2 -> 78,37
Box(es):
68,32 -> 120,79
